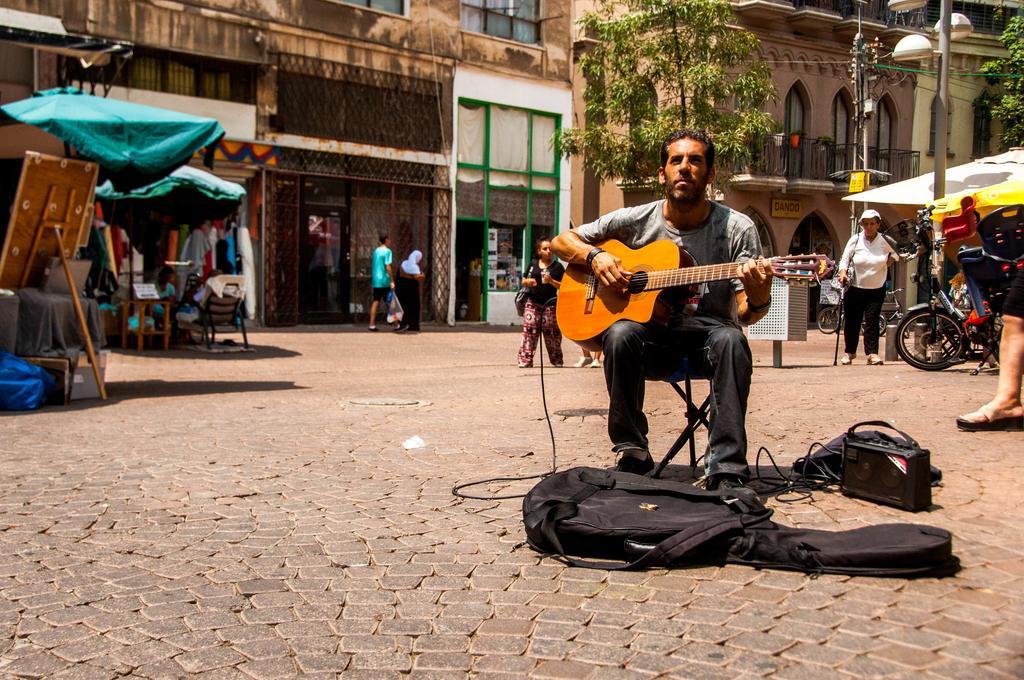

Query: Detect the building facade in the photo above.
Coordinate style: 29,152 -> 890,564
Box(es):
0,0 -> 573,326
569,0 -> 965,320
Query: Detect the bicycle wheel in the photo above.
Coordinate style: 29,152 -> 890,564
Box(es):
878,316 -> 887,337
817,306 -> 840,334
895,309 -> 964,371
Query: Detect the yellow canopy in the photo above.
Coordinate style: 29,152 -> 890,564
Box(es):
930,179 -> 1024,222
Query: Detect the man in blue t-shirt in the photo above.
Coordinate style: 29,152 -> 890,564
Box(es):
368,233 -> 395,331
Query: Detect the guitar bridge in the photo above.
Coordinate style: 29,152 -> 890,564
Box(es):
585,274 -> 598,314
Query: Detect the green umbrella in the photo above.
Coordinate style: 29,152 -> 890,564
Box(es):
96,165 -> 245,219
0,87 -> 225,189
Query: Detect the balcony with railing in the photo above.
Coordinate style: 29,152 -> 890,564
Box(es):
739,0 -> 1016,39
732,135 -> 920,192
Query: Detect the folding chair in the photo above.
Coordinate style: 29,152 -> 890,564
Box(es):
182,274 -> 249,349
650,356 -> 712,479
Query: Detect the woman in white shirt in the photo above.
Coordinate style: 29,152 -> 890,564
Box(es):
837,209 -> 899,365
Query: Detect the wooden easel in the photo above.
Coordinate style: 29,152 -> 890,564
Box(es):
0,152 -> 106,400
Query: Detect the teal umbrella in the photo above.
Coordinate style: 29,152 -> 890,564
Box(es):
0,87 -> 225,189
96,165 -> 245,219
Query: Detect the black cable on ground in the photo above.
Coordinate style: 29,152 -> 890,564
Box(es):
452,296 -> 560,501
748,440 -> 843,503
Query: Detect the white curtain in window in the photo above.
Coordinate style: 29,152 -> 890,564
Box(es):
458,104 -> 485,165
490,106 -> 529,172
531,115 -> 556,174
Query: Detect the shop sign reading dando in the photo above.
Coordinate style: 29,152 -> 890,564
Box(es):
770,197 -> 801,219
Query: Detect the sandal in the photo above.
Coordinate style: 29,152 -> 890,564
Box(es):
956,412 -> 1024,432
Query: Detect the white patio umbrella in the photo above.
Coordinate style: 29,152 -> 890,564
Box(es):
844,148 -> 1024,205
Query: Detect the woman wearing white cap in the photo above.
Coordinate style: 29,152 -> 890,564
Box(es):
837,208 -> 899,365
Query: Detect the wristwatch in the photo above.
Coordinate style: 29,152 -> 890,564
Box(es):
585,247 -> 605,267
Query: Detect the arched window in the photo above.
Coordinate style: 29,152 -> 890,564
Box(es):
875,97 -> 894,152
744,209 -> 775,258
831,92 -> 852,146
784,85 -> 807,135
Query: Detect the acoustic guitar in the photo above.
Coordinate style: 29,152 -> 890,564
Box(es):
557,239 -> 835,350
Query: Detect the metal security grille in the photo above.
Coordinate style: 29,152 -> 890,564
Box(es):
265,173 -> 301,326
276,54 -> 450,154
277,147 -> 445,189
431,189 -> 451,322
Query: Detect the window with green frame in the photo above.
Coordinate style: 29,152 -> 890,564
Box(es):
456,100 -> 560,294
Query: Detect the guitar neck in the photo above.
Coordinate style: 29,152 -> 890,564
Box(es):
642,262 -> 745,291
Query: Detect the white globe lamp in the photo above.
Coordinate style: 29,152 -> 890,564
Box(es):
934,12 -> 973,40
893,33 -> 934,62
888,0 -> 928,11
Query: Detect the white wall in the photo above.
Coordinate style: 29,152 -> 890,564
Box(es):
450,67 -> 573,325
108,86 -> 257,140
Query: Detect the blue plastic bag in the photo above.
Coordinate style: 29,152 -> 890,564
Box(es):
0,352 -> 56,411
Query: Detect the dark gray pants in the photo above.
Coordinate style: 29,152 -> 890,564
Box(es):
843,286 -> 885,356
602,320 -> 753,480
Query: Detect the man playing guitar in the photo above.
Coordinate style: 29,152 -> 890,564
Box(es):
550,129 -> 773,490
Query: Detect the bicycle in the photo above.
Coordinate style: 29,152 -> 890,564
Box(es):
816,287 -> 903,337
893,207 -> 1006,373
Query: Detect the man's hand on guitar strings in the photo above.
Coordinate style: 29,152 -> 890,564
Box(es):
739,257 -> 773,306
592,251 -> 632,291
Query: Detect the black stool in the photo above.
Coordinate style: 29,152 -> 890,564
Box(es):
650,356 -> 711,479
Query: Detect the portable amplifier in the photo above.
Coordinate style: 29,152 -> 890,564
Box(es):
841,437 -> 932,512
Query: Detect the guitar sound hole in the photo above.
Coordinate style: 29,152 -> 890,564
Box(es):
627,272 -> 648,294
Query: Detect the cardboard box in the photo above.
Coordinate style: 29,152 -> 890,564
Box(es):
71,350 -> 109,401
22,356 -> 72,406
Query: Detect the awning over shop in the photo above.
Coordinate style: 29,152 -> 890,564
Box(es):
0,87 -> 225,190
0,7 -> 132,67
96,165 -> 245,219
194,139 -> 280,167
844,148 -> 1024,206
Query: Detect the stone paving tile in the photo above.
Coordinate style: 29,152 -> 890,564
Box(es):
0,330 -> 1019,678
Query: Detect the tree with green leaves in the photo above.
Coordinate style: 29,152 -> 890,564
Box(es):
982,15 -> 1024,148
560,0 -> 775,190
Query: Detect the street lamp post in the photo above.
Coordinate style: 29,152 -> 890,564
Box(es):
934,0 -> 952,202
890,0 -> 972,283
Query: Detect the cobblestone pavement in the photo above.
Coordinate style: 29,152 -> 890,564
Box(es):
0,326 -> 1021,679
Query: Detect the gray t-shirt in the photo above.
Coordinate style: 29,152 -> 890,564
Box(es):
576,200 -> 761,330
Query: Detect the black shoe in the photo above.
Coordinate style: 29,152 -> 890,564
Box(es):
615,452 -> 655,476
707,474 -> 746,491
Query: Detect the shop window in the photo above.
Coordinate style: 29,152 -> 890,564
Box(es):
456,99 -> 561,295
338,0 -> 404,13
80,47 -> 256,104
488,223 -> 524,291
130,56 -> 161,91
166,61 -> 196,97
461,0 -> 541,45
489,107 -> 530,172
456,168 -> 485,218
458,103 -> 486,165
532,114 -> 556,174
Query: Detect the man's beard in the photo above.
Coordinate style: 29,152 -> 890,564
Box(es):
665,177 -> 708,206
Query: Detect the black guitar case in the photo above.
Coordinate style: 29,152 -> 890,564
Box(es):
523,467 -> 959,577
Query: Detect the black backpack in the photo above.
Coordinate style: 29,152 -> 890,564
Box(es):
523,467 -> 959,577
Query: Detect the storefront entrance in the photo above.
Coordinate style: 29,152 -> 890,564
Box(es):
790,213 -> 836,322
455,219 -> 484,321
300,177 -> 350,323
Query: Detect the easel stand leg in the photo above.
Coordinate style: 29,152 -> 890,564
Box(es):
55,228 -> 107,400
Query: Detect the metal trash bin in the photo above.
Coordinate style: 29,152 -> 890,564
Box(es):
748,279 -> 809,367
